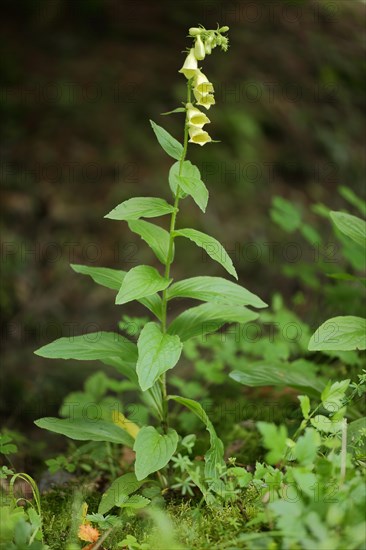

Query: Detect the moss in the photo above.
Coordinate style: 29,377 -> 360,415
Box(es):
40,484 -> 264,550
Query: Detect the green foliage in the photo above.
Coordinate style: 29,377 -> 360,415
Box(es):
167,276 -> 267,308
168,303 -> 258,341
150,120 -> 183,160
330,211 -> 366,248
115,265 -> 170,306
134,427 -> 179,480
105,197 -> 175,221
0,472 -> 45,549
173,228 -> 238,279
35,332 -> 137,364
35,417 -> 134,446
98,473 -> 143,515
169,160 -> 208,212
309,205 -> 366,352
136,323 -> 182,391
0,434 -> 17,455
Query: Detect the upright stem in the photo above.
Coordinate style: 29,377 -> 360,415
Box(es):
159,80 -> 191,431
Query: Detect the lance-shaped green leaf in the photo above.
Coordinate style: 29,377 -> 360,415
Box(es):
34,417 -> 134,447
169,160 -> 208,212
134,426 -> 178,480
71,264 -> 125,290
308,316 -> 366,351
230,360 -> 324,396
136,322 -> 183,391
71,264 -> 162,320
98,472 -> 143,515
35,332 -> 137,368
150,120 -> 183,160
116,265 -> 171,305
105,197 -> 175,221
128,220 -> 172,265
168,303 -> 258,341
167,276 -> 267,308
174,228 -> 237,279
330,211 -> 366,248
169,396 -> 224,483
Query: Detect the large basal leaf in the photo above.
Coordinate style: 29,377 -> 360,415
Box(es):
98,473 -> 143,515
308,316 -> 366,351
128,220 -> 171,265
35,332 -> 137,368
169,160 -> 208,212
115,265 -> 171,305
105,197 -> 175,221
174,228 -> 237,279
150,120 -> 183,160
133,426 -> 178,480
167,276 -> 267,309
136,322 -> 182,391
168,303 -> 258,342
229,360 -> 325,396
330,211 -> 366,248
169,396 -> 224,484
71,264 -> 162,320
34,417 -> 134,447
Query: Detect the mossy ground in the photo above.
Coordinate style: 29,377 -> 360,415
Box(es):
41,483 -> 264,549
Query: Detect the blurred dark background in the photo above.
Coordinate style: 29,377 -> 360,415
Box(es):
1,0 -> 365,459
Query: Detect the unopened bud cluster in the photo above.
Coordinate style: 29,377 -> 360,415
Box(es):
178,25 -> 230,146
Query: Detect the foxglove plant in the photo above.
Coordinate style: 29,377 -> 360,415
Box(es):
34,25 -> 267,496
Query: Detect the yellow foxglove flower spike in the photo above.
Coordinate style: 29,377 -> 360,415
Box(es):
112,410 -> 141,439
194,35 -> 206,60
186,103 -> 210,128
178,48 -> 199,80
188,125 -> 212,146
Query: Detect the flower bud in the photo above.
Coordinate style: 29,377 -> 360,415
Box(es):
189,27 -> 202,36
188,125 -> 212,146
178,48 -> 199,80
194,35 -> 206,60
219,26 -> 229,32
205,36 -> 213,54
186,103 -> 210,128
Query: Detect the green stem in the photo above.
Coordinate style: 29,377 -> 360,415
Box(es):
159,80 -> 191,431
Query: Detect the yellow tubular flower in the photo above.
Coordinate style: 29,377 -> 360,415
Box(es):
188,125 -> 212,146
194,35 -> 206,60
195,92 -> 215,110
112,410 -> 140,439
194,71 -> 214,95
186,103 -> 210,128
178,48 -> 199,79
